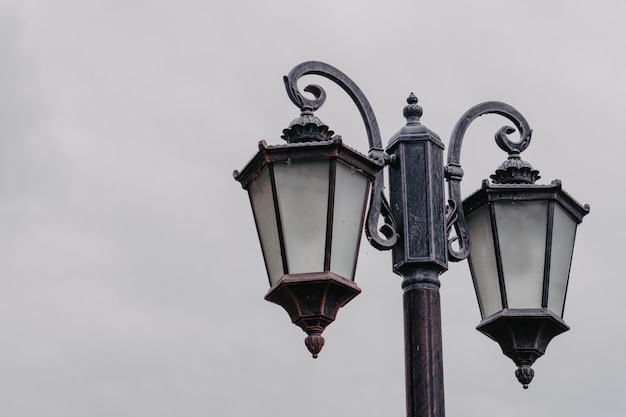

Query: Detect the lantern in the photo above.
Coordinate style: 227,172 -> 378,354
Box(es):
234,110 -> 382,357
463,154 -> 589,388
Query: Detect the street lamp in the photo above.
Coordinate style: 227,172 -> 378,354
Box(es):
234,61 -> 589,415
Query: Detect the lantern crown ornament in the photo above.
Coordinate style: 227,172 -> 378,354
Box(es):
281,107 -> 335,144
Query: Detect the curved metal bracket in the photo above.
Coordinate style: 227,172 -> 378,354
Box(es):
283,61 -> 397,250
445,102 -> 533,262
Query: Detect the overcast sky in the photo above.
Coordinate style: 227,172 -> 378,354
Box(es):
0,1 -> 622,416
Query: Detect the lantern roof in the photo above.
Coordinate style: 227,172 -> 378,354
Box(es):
234,137 -> 383,190
463,179 -> 590,224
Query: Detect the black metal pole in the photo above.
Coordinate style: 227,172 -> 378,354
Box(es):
387,95 -> 448,417
402,268 -> 445,417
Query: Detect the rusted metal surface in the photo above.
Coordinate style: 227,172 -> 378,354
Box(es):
402,268 -> 445,417
264,272 -> 361,358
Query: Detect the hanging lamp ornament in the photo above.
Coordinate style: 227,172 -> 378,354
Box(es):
235,61 -> 397,358
445,102 -> 589,388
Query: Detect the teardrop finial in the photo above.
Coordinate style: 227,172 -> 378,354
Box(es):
304,333 -> 325,358
281,109 -> 335,143
403,92 -> 423,124
515,364 -> 535,389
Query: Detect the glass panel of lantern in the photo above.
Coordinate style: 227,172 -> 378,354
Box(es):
464,182 -> 588,320
238,141 -> 381,288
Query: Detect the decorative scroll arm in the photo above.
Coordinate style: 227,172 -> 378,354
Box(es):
283,61 -> 397,250
365,174 -> 398,250
283,61 -> 383,149
445,101 -> 533,262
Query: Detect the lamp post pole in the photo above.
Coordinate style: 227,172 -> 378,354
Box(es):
385,93 -> 448,417
234,61 -> 589,417
402,268 -> 445,417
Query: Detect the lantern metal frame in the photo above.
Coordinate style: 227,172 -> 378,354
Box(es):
463,180 -> 590,316
235,61 -> 590,417
235,132 -> 383,357
463,179 -> 589,387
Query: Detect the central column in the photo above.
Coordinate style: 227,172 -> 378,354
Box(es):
387,94 -> 447,417
402,268 -> 444,417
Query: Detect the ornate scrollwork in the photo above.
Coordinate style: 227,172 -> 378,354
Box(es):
285,82 -> 327,112
445,101 -> 533,262
283,61 -> 397,250
365,174 -> 398,250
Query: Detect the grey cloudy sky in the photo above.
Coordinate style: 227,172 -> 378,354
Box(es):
0,1 -> 622,416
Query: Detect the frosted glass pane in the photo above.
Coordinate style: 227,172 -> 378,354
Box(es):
330,161 -> 370,281
548,204 -> 577,317
467,206 -> 502,318
494,201 -> 548,309
274,160 -> 330,274
248,167 -> 284,286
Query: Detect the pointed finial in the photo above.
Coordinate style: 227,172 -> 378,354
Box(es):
304,333 -> 325,358
515,364 -> 535,389
403,92 -> 423,124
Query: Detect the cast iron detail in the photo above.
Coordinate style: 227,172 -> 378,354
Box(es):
264,272 -> 361,358
386,93 -> 448,275
403,92 -> 423,121
490,154 -> 540,185
515,365 -> 534,390
445,102 -> 533,262
283,61 -> 397,250
281,108 -> 335,143
476,309 -> 569,389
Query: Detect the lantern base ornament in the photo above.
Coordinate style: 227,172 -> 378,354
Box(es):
476,309 -> 569,388
264,272 -> 361,358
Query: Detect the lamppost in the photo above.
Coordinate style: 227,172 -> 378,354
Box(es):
234,61 -> 589,417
